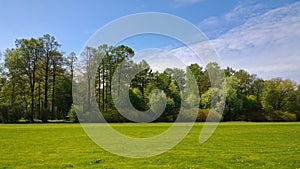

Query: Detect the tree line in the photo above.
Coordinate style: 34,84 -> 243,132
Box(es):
0,34 -> 299,123
0,34 -> 75,122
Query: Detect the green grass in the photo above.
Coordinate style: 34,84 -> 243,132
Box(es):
0,122 -> 299,168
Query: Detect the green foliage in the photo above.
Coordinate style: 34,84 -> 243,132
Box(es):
68,104 -> 78,123
243,95 -> 260,113
129,88 -> 145,111
261,78 -> 296,112
0,104 -> 22,123
197,109 -> 210,121
263,110 -> 297,122
148,90 -> 166,116
102,109 -> 128,122
41,108 -> 50,123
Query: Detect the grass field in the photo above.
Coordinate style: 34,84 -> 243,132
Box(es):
0,122 -> 299,168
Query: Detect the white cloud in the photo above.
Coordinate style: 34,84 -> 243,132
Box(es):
224,1 -> 264,21
198,1 -> 283,38
171,0 -> 204,8
199,17 -> 220,27
217,1 -> 300,82
177,1 -> 300,82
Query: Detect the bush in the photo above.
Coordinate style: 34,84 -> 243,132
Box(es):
0,104 -> 22,123
177,108 -> 223,122
200,109 -> 223,122
0,104 -> 9,123
197,109 -> 209,121
102,109 -> 128,123
296,112 -> 300,121
41,108 -> 50,123
244,111 -> 266,122
178,108 -> 198,122
68,104 -> 78,123
263,111 -> 296,122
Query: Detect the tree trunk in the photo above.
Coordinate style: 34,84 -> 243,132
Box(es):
98,68 -> 101,110
102,62 -> 105,111
43,52 -> 50,122
30,86 -> 34,122
51,65 -> 56,119
105,69 -> 108,112
30,63 -> 36,122
87,75 -> 91,112
38,82 -> 41,118
117,65 -> 121,97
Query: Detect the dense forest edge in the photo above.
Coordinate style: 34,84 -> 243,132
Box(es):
0,34 -> 299,123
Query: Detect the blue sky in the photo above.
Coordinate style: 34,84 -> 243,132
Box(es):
1,0 -> 300,82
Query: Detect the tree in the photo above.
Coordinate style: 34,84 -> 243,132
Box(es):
54,74 -> 72,119
96,44 -> 112,112
2,49 -> 25,122
224,67 -> 235,77
80,46 -> 97,112
165,68 -> 185,91
65,52 -> 77,80
131,60 -> 151,97
50,50 -> 63,119
223,76 -> 243,121
187,64 -> 208,96
293,85 -> 300,120
168,80 -> 181,111
233,70 -> 256,95
129,88 -> 145,111
111,45 -> 134,97
204,62 -> 223,88
40,34 -> 61,122
261,78 -> 297,112
250,78 -> 264,103
16,38 -> 43,122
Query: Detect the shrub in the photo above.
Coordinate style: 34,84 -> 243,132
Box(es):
0,104 -> 9,123
263,111 -> 296,122
102,109 -> 128,123
203,109 -> 223,122
178,108 -> 198,122
197,109 -> 209,122
244,111 -> 266,122
0,104 -> 22,123
296,112 -> 300,121
68,104 -> 78,123
41,108 -> 50,123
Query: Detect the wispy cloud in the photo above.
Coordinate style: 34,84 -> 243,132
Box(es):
214,1 -> 300,74
224,1 -> 264,21
173,1 -> 300,82
221,1 -> 300,82
171,0 -> 204,8
198,1 -> 283,38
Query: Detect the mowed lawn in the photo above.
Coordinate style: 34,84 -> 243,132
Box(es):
0,122 -> 299,169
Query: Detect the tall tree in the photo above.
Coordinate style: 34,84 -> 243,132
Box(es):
16,38 -> 43,122
65,52 -> 77,80
80,46 -> 97,112
40,34 -> 61,122
131,60 -> 151,97
250,78 -> 264,103
50,50 -> 63,119
111,45 -> 134,97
